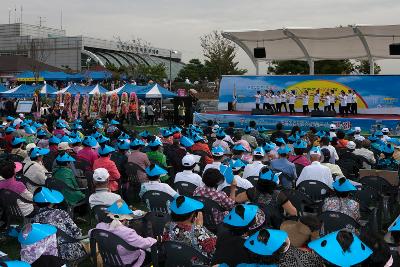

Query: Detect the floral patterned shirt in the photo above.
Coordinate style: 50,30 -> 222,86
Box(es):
322,196 -> 360,233
20,234 -> 58,264
162,222 -> 217,263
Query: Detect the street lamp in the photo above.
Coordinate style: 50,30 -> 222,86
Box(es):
86,58 -> 92,70
169,50 -> 178,90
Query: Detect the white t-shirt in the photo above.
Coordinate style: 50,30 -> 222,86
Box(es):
242,161 -> 265,179
289,95 -> 296,105
280,93 -> 287,103
272,95 -> 278,104
313,94 -> 320,103
329,95 -> 336,104
174,170 -> 204,187
339,95 -> 347,106
217,175 -> 253,191
296,161 -> 334,188
324,96 -> 331,106
139,181 -> 178,198
346,94 -> 353,104
302,95 -> 309,105
89,189 -> 122,208
203,161 -> 222,173
352,94 -> 357,103
255,94 -> 261,104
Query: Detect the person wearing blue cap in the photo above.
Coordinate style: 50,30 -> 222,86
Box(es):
110,139 -> 129,186
320,136 -> 339,164
127,139 -> 151,183
242,147 -> 266,180
322,177 -> 360,232
288,139 -> 310,168
32,187 -> 87,262
218,160 -> 253,192
174,154 -> 203,187
146,138 -> 169,178
211,204 -> 265,266
377,143 -> 399,172
203,146 -> 225,173
53,153 -> 85,206
163,195 -> 217,262
160,128 -> 173,145
76,136 -> 99,170
213,130 -> 231,155
53,120 -> 68,138
271,145 -> 297,188
242,126 -> 258,149
35,129 -> 50,149
4,126 -> 16,153
22,147 -> 49,192
139,164 -> 178,198
191,134 -> 213,165
10,136 -> 28,159
231,143 -> 249,163
94,145 -> 120,193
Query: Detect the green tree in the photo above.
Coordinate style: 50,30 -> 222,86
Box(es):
136,63 -> 167,82
354,60 -> 381,74
201,31 -> 247,81
268,59 -> 357,75
176,58 -> 206,82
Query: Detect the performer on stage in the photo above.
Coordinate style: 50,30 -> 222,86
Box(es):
288,90 -> 296,115
330,89 -> 336,112
254,91 -> 261,109
339,90 -> 348,117
280,89 -> 288,112
323,92 -> 331,112
275,91 -> 282,113
263,90 -> 271,110
352,90 -> 358,114
346,90 -> 353,115
313,89 -> 320,111
271,91 -> 277,112
301,91 -> 310,115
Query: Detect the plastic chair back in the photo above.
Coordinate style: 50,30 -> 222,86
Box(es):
163,240 -> 210,267
174,181 -> 197,196
141,190 -> 174,214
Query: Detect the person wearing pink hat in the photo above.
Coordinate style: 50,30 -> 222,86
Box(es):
0,160 -> 35,217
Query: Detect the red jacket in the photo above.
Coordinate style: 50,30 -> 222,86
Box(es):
93,156 -> 121,192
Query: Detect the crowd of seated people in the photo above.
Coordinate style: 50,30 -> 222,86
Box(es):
0,115 -> 399,266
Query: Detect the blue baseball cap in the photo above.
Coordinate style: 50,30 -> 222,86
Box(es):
71,123 -> 83,130
145,164 -> 168,177
316,130 -> 327,138
82,136 -> 98,147
309,146 -> 322,156
245,229 -> 288,256
223,204 -> 258,227
94,121 -> 104,129
388,138 -> 400,146
160,128 -> 173,138
49,136 -> 61,144
2,260 -> 31,267
6,116 -> 15,121
68,131 -> 78,138
56,153 -> 75,162
170,126 -> 182,133
18,223 -> 57,245
139,130 -> 151,138
107,199 -> 133,216
211,146 -> 225,156
71,136 -> 82,144
170,196 -> 204,215
11,137 -> 26,146
308,231 -> 372,266
56,121 -> 67,129
117,139 -> 130,150
148,139 -> 163,147
29,147 -> 50,159
287,135 -> 298,143
98,145 -> 116,156
60,135 -> 73,144
130,138 -> 145,148
109,119 -> 120,125
118,132 -> 130,140
97,135 -> 110,145
32,122 -> 43,128
91,132 -> 102,139
243,126 -> 252,134
253,147 -> 265,157
256,126 -> 267,132
232,144 -> 247,152
332,177 -> 357,192
192,134 -> 204,142
180,136 -> 194,147
216,130 -> 226,138
293,139 -> 307,149
220,164 -> 234,184
37,129 -> 47,137
389,216 -> 400,232
5,127 -> 16,134
380,143 -> 394,154
263,142 -> 276,152
259,167 -> 280,184
24,126 -> 36,135
230,159 -> 247,171
375,130 -> 383,136
368,134 -> 378,142
275,137 -> 286,144
33,187 -> 64,204
277,145 -> 291,155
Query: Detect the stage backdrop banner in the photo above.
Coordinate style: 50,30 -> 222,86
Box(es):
193,112 -> 400,134
219,75 -> 400,114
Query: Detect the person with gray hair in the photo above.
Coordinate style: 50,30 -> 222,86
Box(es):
89,168 -> 121,208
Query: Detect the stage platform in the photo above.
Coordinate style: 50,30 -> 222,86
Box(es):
193,111 -> 400,133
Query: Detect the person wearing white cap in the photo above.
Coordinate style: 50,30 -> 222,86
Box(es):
203,146 -> 225,173
382,128 -> 391,142
296,147 -> 334,188
89,168 -> 121,208
329,124 -> 337,138
354,127 -> 365,141
174,154 -> 204,187
242,147 -> 266,179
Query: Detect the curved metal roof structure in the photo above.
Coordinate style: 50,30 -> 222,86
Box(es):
222,25 -> 400,74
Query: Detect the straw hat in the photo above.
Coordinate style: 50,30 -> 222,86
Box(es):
280,220 -> 312,247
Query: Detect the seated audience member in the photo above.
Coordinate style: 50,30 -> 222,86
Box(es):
146,139 -> 168,168
280,215 -> 321,249
242,126 -> 258,149
11,136 -> 28,159
162,196 -> 217,263
320,148 -> 344,178
353,139 -> 376,169
212,204 -> 265,266
4,126 -> 16,153
36,129 -> 49,149
32,187 -> 86,261
139,164 -> 178,198
320,136 -> 339,164
359,231 -> 393,267
236,167 -> 297,228
218,159 -> 253,191
23,147 -> 49,192
322,178 -> 360,231
377,143 -> 399,172
193,168 -> 237,224
225,121 -> 235,137
270,145 -> 297,188
231,143 -> 249,163
203,146 -> 225,172
48,136 -> 61,154
270,122 -> 288,143
0,160 -> 35,217
336,141 -> 363,179
164,138 -> 187,173
89,168 -> 121,208
93,145 -> 120,193
335,130 -> 349,149
94,200 -> 157,266
127,138 -> 150,183
19,223 -> 64,267
233,131 -> 251,153
212,130 -> 231,154
53,153 -> 85,206
242,147 -> 266,179
110,138 -> 129,177
191,134 -> 213,165
296,147 -> 334,188
174,154 -> 203,187
289,139 -> 311,167
76,136 -> 99,170
308,230 -> 372,267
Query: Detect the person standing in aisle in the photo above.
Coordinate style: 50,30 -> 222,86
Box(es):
254,91 -> 261,110
302,91 -> 310,115
313,89 -> 320,111
339,91 -> 348,117
288,90 -> 296,115
346,90 -> 353,115
280,89 -> 288,112
330,90 -> 336,112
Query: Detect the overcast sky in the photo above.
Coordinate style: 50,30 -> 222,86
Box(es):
2,0 -> 400,74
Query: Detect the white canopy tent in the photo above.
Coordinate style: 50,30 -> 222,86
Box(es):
222,25 -> 400,74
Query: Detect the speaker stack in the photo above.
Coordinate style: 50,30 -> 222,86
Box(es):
389,43 -> 400,55
251,109 -> 274,115
310,110 -> 336,117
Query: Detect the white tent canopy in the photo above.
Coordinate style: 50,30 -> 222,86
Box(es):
222,24 -> 400,74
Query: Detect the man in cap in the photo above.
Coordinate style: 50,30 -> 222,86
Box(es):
319,136 -> 339,164
336,141 -> 363,179
382,127 -> 391,142
354,127 -> 365,141
22,147 -> 49,192
270,145 -> 297,188
353,139 -> 376,169
89,168 -> 122,208
329,124 -> 337,138
174,154 -> 203,187
296,147 -> 334,188
242,147 -> 266,179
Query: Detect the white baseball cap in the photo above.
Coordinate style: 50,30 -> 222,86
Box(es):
26,143 -> 37,153
347,141 -> 356,150
93,168 -> 110,182
329,124 -> 337,130
354,127 -> 361,133
382,128 -> 389,133
182,154 -> 197,166
212,125 -> 220,133
58,142 -> 71,151
19,113 -> 25,118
